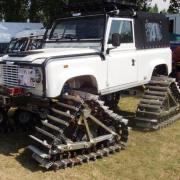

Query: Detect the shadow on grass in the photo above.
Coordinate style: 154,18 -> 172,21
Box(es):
115,109 -> 159,134
16,148 -> 46,172
0,132 -> 43,172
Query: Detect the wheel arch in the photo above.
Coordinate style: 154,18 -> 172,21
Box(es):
62,75 -> 99,94
149,57 -> 172,80
152,64 -> 169,76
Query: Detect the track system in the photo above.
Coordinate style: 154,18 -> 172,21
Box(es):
134,76 -> 180,130
0,108 -> 36,133
28,90 -> 128,170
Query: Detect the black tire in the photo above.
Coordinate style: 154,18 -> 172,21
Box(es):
14,110 -> 34,129
0,108 -> 8,132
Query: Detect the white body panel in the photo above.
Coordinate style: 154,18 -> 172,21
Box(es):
44,47 -> 171,97
167,14 -> 180,34
107,48 -> 138,86
0,16 -> 172,98
45,54 -> 107,97
137,48 -> 172,82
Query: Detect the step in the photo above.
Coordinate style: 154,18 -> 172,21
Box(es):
101,106 -> 109,110
76,155 -> 89,163
47,115 -> 69,127
140,99 -> 162,105
135,117 -> 158,123
35,127 -> 58,140
143,95 -> 165,101
61,159 -> 73,168
110,113 -> 119,119
55,102 -> 79,111
97,100 -> 105,106
89,153 -> 97,161
51,108 -> 74,119
32,153 -> 53,169
109,145 -> 120,153
28,145 -> 50,159
147,86 -> 168,91
137,111 -> 159,117
29,135 -> 51,149
101,148 -> 110,156
62,94 -> 83,103
152,76 -> 175,82
41,121 -> 63,133
96,150 -> 104,158
145,90 -> 167,97
149,80 -> 170,86
138,103 -> 161,110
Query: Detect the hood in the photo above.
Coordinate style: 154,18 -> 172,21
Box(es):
2,48 -> 99,63
0,32 -> 11,43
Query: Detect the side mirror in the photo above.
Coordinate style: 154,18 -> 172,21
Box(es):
112,33 -> 121,47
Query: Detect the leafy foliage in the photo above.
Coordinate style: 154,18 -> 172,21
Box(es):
137,0 -> 151,11
0,0 -> 28,21
0,0 -> 161,25
149,4 -> 159,13
168,0 -> 179,13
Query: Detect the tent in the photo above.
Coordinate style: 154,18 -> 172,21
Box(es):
0,22 -> 43,43
15,29 -> 45,39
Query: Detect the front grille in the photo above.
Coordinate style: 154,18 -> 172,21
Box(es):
2,64 -> 19,86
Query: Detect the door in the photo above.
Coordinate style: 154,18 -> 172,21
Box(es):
107,18 -> 138,89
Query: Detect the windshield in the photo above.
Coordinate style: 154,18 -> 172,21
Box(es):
8,38 -> 43,53
50,16 -> 105,42
8,39 -> 28,52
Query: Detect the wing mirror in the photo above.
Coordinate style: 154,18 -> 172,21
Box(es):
112,33 -> 121,47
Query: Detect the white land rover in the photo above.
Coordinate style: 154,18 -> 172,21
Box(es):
0,1 -> 179,170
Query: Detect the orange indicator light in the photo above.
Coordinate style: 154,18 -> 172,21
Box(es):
64,65 -> 69,68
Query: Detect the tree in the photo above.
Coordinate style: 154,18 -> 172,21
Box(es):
0,0 -> 28,22
36,0 -> 69,26
28,0 -> 41,22
168,0 -> 179,13
160,9 -> 167,14
137,0 -> 151,11
149,3 -> 159,13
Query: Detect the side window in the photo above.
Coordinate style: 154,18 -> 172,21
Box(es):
108,20 -> 133,44
145,22 -> 163,42
169,20 -> 174,34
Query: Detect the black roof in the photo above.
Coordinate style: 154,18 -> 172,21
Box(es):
65,0 -> 138,15
134,12 -> 170,49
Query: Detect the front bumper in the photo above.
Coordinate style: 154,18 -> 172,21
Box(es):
0,85 -> 49,109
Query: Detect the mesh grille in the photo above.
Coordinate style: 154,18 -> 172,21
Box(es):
2,64 -> 19,86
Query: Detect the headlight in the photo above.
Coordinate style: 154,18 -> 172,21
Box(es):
18,66 -> 42,88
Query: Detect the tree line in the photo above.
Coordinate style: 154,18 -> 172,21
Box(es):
0,0 -> 179,26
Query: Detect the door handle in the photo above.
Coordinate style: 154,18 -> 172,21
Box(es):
132,59 -> 135,66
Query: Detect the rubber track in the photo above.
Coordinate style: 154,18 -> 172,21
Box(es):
134,76 -> 180,130
28,91 -> 129,170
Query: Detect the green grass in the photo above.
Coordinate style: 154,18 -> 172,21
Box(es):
0,97 -> 179,180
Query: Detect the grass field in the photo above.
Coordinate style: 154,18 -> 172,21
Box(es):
0,97 -> 179,180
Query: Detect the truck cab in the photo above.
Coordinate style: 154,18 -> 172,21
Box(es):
0,11 -> 171,99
